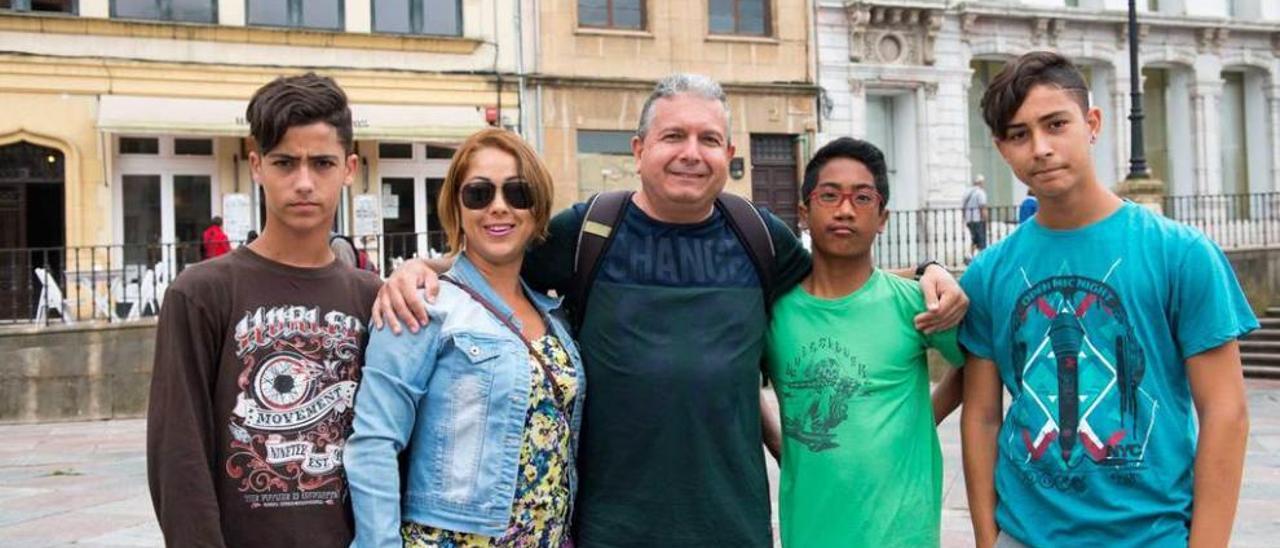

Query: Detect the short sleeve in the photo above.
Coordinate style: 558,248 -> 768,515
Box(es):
1171,234 -> 1259,361
927,326 -> 965,367
522,204 -> 586,296
761,208 -> 811,302
957,255 -> 996,362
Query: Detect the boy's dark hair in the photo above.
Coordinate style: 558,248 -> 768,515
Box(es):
801,137 -> 890,209
246,72 -> 353,155
981,51 -> 1090,139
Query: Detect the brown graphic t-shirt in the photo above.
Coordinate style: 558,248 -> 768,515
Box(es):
146,246 -> 381,548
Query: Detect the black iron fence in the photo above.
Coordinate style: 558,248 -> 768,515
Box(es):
4,192 -> 1278,326
0,231 -> 446,326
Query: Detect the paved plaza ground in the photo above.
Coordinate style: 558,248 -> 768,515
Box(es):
1,379 -> 1279,546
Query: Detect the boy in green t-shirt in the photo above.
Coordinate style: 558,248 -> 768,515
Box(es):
762,137 -> 963,547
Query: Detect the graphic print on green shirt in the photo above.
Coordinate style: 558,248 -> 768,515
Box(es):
521,200 -> 810,548
765,269 -> 961,548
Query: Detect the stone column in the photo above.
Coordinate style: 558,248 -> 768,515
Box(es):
1269,85 -> 1280,193
1190,80 -> 1223,195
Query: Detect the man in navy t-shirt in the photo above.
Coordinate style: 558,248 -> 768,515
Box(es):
959,51 -> 1255,547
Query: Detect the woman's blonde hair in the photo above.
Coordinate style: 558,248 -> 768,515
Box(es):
437,128 -> 555,255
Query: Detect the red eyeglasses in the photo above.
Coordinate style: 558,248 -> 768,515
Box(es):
807,188 -> 882,210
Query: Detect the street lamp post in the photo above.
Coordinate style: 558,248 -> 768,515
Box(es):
1126,0 -> 1150,180
1116,0 -> 1164,213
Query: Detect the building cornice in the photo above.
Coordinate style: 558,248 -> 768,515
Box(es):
526,75 -> 820,96
0,12 -> 483,55
954,2 -> 1280,35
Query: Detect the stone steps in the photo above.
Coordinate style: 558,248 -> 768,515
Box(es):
1244,309 -> 1280,379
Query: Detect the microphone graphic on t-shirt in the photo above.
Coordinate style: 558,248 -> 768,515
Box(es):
1049,310 -> 1085,465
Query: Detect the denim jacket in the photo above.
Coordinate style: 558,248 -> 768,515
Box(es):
346,254 -> 586,547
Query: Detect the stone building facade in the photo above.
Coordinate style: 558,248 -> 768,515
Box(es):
817,0 -> 1280,208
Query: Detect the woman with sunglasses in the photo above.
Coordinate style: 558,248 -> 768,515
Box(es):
346,128 -> 585,548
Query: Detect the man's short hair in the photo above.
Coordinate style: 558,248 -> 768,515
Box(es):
800,137 -> 890,209
980,51 -> 1090,140
211,216 -> 223,226
246,72 -> 354,155
636,74 -> 732,141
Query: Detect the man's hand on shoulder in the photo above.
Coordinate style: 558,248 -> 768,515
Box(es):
915,263 -> 968,334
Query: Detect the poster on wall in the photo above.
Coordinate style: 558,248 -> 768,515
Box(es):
223,193 -> 252,244
354,194 -> 380,236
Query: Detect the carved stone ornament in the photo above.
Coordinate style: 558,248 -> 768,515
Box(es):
1197,28 -> 1229,54
847,2 -> 944,66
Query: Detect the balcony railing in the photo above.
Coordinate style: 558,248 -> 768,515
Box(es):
4,192 -> 1278,327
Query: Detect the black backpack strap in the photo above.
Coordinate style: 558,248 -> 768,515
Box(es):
570,190 -> 633,331
716,193 -> 776,308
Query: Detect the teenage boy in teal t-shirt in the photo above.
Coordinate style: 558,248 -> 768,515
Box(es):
763,137 -> 963,547
959,51 -> 1256,547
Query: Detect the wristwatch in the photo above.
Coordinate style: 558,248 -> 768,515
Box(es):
914,260 -> 943,281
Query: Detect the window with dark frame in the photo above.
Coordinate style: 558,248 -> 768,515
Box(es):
378,143 -> 414,159
578,0 -> 643,30
372,0 -> 461,36
0,0 -> 75,12
173,138 -> 213,156
111,0 -> 216,23
119,137 -> 160,155
247,0 -> 342,30
708,0 -> 768,37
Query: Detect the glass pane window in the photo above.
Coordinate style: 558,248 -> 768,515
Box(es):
122,174 -> 161,265
173,174 -> 211,267
247,0 -> 289,26
576,130 -> 639,201
169,0 -> 214,22
422,0 -> 460,36
173,138 -> 213,156
2,0 -> 77,12
378,142 -> 413,159
248,0 -> 342,29
709,0 -> 767,36
113,0 -> 163,20
301,0 -> 341,30
578,0 -> 643,30
113,0 -> 215,23
373,0 -> 411,33
374,0 -> 460,36
120,137 -> 159,155
425,145 -> 455,159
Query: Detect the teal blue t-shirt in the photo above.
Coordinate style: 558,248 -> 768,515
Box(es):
958,202 -> 1257,547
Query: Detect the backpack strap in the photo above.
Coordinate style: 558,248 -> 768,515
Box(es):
570,190 -> 633,331
716,193 -> 776,308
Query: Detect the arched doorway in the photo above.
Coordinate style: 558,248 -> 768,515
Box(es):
0,141 -> 66,320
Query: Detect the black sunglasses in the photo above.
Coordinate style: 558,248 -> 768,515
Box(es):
460,181 -> 535,210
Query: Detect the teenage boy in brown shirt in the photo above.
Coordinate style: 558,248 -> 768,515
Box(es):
146,73 -> 380,547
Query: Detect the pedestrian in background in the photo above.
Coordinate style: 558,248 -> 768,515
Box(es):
962,175 -> 988,262
1018,189 -> 1038,224
201,216 -> 230,259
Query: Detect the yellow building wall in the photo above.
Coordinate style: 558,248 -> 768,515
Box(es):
537,0 -> 813,84
0,53 -> 516,247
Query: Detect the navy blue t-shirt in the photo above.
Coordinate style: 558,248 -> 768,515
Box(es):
523,199 -> 809,547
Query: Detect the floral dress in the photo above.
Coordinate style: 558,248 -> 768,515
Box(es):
402,334 -> 578,548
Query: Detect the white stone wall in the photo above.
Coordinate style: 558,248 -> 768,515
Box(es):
817,0 -> 1280,207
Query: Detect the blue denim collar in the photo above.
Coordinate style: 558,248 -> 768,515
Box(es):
444,252 -> 563,328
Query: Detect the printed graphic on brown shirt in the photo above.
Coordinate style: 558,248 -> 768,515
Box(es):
226,305 -> 365,509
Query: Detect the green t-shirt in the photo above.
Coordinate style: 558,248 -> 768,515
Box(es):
764,269 -> 962,547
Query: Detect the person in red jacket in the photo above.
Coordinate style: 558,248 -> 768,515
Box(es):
201,216 -> 231,259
